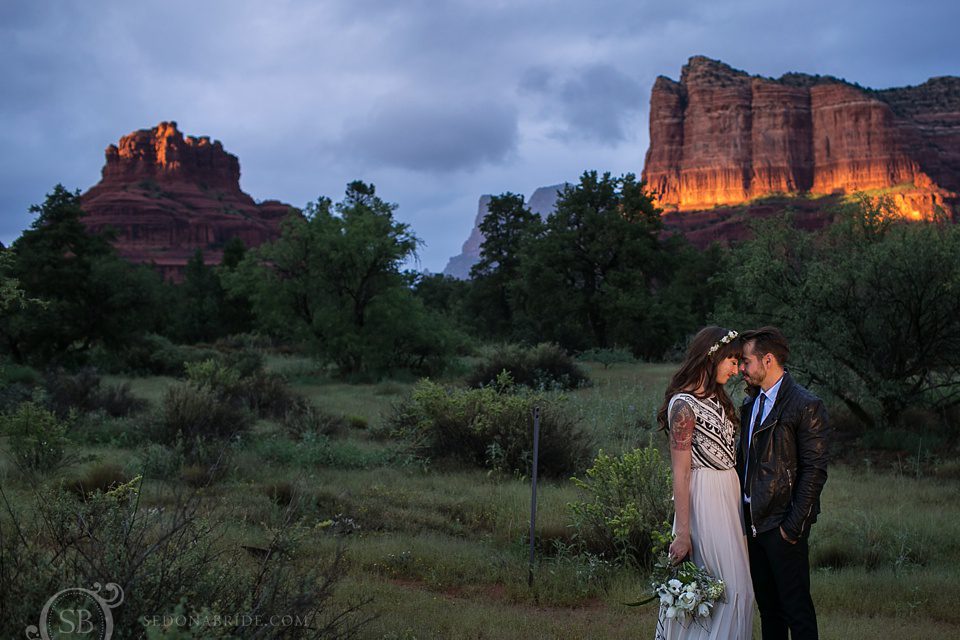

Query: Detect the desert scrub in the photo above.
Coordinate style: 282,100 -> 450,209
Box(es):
382,373 -> 592,477
0,400 -> 73,473
185,357 -> 299,419
157,383 -> 254,443
467,342 -> 590,390
282,397 -> 348,439
0,480 -> 373,639
43,366 -> 147,418
568,447 -> 672,567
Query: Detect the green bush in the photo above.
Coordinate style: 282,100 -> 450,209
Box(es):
96,381 -> 148,417
0,400 -> 72,473
137,443 -> 183,479
0,362 -> 41,385
0,382 -> 33,413
213,332 -> 274,352
466,343 -> 589,390
348,415 -> 369,430
72,411 -> 153,447
219,348 -> 266,377
43,367 -> 147,418
383,375 -> 592,477
68,463 -> 130,498
567,447 -> 672,567
185,357 -> 298,419
154,383 -> 254,463
116,333 -> 222,376
44,366 -> 101,415
282,398 -> 347,439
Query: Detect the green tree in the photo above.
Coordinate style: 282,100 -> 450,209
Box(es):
412,273 -> 471,328
221,236 -> 247,270
517,171 -> 674,356
225,181 -> 459,376
217,237 -> 256,336
164,249 -> 226,343
0,185 -> 162,365
0,245 -> 27,313
719,197 -> 960,428
467,193 -> 543,338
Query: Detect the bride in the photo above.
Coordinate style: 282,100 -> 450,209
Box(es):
655,326 -> 754,640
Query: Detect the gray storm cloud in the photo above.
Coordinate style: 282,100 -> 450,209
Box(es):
342,98 -> 518,173
522,64 -> 646,144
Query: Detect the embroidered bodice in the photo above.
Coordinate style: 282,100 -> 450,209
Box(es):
668,392 -> 737,470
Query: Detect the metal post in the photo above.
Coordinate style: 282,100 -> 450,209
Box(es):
528,406 -> 541,588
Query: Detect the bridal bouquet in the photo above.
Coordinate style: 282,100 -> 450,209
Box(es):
649,555 -> 725,622
627,549 -> 725,624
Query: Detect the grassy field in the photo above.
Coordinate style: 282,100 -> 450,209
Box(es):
4,359 -> 959,639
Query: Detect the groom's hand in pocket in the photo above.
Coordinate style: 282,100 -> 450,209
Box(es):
779,526 -> 798,545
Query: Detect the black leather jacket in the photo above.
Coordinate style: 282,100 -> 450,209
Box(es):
737,371 -> 830,540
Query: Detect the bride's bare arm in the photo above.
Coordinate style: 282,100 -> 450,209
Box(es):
668,399 -> 694,562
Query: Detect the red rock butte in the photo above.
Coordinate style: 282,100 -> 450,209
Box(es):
642,57 -> 960,222
80,121 -> 295,281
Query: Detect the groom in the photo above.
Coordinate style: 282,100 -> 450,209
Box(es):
737,327 -> 830,640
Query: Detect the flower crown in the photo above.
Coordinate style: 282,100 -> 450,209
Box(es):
707,330 -> 738,357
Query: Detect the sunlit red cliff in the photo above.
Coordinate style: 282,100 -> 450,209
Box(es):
80,121 -> 295,281
642,57 -> 960,221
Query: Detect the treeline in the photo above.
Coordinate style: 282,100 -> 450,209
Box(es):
0,182 -> 463,379
3,175 -> 960,436
417,171 -> 721,359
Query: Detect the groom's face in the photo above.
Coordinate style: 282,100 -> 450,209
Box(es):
739,341 -> 768,386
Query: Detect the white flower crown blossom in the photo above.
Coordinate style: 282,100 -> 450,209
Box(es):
707,330 -> 739,357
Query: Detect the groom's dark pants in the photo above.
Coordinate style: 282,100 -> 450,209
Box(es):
744,506 -> 818,640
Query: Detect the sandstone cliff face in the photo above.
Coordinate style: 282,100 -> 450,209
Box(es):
81,122 -> 295,281
642,57 -> 959,218
443,195 -> 493,280
443,184 -> 568,279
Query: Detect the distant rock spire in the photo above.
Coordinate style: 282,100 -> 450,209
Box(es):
442,184 -> 568,279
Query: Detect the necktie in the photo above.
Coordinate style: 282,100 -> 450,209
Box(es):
745,393 -> 766,499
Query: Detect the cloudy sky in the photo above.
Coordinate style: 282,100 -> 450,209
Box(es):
1,0 -> 957,273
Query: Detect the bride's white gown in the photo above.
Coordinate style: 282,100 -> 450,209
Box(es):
657,393 -> 754,640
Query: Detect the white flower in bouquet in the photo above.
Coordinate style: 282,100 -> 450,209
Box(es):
626,528 -> 726,633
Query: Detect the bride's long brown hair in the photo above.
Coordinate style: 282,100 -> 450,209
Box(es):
657,326 -> 742,433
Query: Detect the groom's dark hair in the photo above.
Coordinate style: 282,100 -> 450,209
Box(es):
741,326 -> 790,366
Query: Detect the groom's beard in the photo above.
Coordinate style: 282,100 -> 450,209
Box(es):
745,363 -> 766,387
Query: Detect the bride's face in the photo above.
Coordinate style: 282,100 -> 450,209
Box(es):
715,356 -> 740,385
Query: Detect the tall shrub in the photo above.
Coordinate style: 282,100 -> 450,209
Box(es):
568,447 -> 672,567
384,376 -> 592,477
